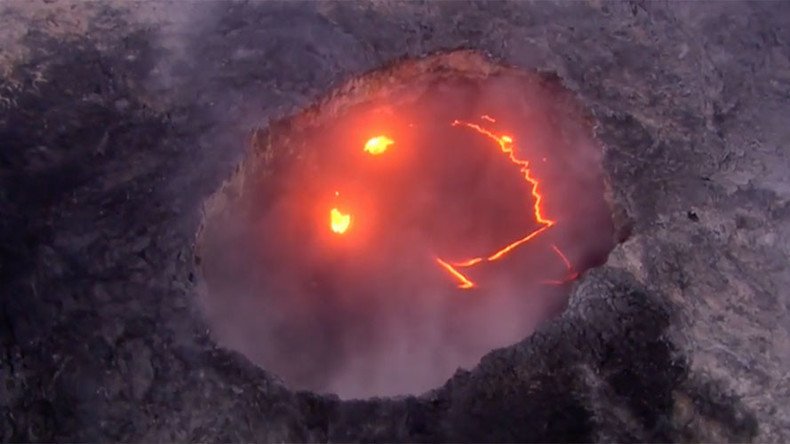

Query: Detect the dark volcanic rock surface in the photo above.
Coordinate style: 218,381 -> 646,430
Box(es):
1,1 -> 787,441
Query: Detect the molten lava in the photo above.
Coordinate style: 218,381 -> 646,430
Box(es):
450,120 -> 554,228
435,257 -> 476,289
331,117 -> 576,289
542,244 -> 580,285
431,117 -> 566,289
364,135 -> 394,155
330,208 -> 351,234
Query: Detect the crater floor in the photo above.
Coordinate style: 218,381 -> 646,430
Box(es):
1,1 -> 788,442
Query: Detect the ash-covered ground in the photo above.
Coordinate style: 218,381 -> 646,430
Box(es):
1,1 -> 788,442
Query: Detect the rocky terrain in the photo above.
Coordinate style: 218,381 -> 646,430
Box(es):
1,1 -> 788,441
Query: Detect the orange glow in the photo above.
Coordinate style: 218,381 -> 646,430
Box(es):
451,119 -> 554,227
541,245 -> 579,285
486,225 -> 551,262
364,135 -> 394,155
437,117 -> 560,278
435,257 -> 476,289
330,208 -> 351,234
452,257 -> 483,267
551,244 -> 572,271
334,115 -> 576,290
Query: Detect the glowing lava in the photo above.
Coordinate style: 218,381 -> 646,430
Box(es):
451,120 -> 554,228
364,136 -> 394,155
330,208 -> 351,234
541,244 -> 580,285
435,257 -> 476,289
433,116 -> 570,289
331,116 -> 576,290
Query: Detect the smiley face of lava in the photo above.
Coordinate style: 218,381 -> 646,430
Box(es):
249,70 -> 617,300
201,66 -> 615,397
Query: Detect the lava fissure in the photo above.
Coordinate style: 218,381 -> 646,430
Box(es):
435,257 -> 477,289
450,119 -> 555,226
540,244 -> 580,285
435,117 -> 570,289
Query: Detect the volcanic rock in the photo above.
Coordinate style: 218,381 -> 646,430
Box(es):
1,1 -> 788,442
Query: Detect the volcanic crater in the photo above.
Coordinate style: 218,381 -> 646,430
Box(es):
198,52 -> 615,398
2,1 -> 787,442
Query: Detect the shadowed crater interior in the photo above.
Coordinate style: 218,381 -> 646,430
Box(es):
197,52 -> 615,398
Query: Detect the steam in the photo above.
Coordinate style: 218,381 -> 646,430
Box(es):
199,65 -> 613,399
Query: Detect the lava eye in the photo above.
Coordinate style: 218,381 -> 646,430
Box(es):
363,135 -> 394,155
330,208 -> 351,234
